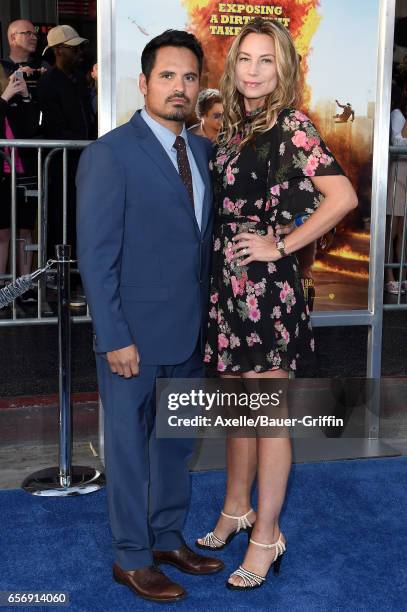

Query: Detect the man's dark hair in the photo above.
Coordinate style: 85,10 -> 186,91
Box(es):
141,29 -> 204,80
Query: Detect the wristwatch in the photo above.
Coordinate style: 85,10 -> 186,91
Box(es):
276,239 -> 287,257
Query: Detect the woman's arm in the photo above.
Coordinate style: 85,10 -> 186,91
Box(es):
231,174 -> 357,264
1,73 -> 29,103
281,175 -> 357,255
1,73 -> 40,139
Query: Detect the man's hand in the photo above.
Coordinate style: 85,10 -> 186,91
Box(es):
106,344 -> 140,378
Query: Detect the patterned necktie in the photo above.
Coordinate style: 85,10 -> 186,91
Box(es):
173,135 -> 194,205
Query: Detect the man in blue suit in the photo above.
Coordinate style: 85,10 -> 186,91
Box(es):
76,30 -> 221,603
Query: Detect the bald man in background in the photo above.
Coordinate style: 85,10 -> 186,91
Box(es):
0,19 -> 48,104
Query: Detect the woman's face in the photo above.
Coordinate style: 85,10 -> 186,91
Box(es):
234,32 -> 278,109
202,101 -> 223,134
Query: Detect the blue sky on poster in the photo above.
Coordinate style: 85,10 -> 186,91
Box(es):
307,0 -> 380,115
115,0 -> 188,115
115,0 -> 380,121
115,0 -> 188,99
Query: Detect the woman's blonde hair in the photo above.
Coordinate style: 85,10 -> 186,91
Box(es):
218,17 -> 300,147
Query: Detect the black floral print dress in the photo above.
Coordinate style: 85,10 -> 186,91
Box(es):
204,108 -> 344,374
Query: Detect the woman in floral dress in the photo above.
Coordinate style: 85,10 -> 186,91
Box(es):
196,18 -> 358,590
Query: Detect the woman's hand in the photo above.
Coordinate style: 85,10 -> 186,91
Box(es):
1,73 -> 29,103
275,221 -> 295,237
231,226 -> 281,266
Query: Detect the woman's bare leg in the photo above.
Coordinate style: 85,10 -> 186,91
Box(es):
197,374 -> 257,544
228,367 -> 291,586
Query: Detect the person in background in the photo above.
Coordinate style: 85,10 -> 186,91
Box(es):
385,82 -> 407,295
0,20 -> 45,303
189,88 -> 223,142
38,25 -> 94,141
0,19 -> 48,103
89,62 -> 98,119
0,64 -> 41,303
38,25 -> 95,301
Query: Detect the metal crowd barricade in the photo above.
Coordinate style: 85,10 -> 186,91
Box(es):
0,139 -> 91,326
0,136 -> 404,462
386,145 -> 407,311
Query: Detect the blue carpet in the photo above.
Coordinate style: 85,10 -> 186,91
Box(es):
1,457 -> 407,611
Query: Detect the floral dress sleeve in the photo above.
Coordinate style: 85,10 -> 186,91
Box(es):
268,108 -> 344,224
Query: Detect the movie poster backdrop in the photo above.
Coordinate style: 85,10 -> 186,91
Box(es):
113,0 -> 381,311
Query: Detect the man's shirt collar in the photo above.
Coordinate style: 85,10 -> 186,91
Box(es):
140,107 -> 189,152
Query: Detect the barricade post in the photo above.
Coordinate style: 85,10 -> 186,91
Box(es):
21,244 -> 105,495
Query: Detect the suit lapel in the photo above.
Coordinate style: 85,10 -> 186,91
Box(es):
131,112 -> 201,237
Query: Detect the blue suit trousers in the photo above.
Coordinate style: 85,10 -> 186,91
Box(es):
96,346 -> 204,570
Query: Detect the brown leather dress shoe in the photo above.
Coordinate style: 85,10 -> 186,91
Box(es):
113,563 -> 186,602
153,544 -> 224,575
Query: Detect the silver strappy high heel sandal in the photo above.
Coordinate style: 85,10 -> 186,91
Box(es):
195,508 -> 255,551
226,532 -> 286,590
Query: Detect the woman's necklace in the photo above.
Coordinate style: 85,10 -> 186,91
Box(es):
245,107 -> 265,119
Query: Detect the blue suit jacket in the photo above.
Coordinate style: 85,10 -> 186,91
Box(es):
76,110 -> 213,365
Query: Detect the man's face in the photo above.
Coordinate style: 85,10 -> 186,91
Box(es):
203,102 -> 223,134
139,46 -> 200,125
56,44 -> 82,69
10,20 -> 38,55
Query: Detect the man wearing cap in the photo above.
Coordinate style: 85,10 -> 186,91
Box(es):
38,25 -> 94,140
38,25 -> 95,268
